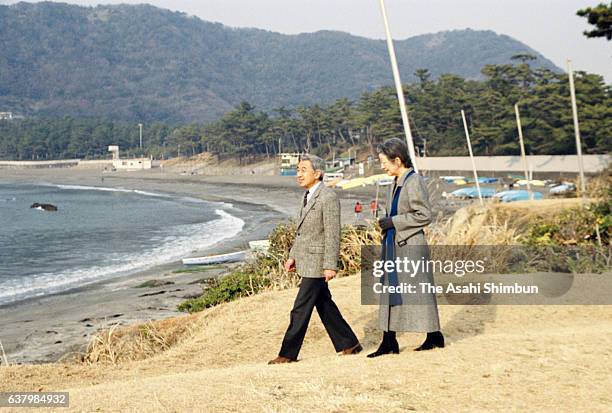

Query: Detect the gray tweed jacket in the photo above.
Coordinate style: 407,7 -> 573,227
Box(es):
288,183 -> 341,278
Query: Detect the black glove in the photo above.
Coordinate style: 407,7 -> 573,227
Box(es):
378,217 -> 394,231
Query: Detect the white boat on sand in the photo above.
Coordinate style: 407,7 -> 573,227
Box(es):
248,240 -> 270,253
182,250 -> 247,266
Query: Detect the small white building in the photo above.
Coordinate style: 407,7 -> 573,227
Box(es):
279,153 -> 302,169
0,112 -> 13,120
108,145 -> 152,171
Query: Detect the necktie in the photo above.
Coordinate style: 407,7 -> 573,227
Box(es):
303,190 -> 309,207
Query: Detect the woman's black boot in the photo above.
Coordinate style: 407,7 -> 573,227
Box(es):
414,331 -> 445,351
367,331 -> 400,358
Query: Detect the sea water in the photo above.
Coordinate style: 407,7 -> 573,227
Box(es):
0,182 -> 244,305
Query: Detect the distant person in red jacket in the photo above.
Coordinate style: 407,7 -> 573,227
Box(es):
370,199 -> 379,218
354,201 -> 363,220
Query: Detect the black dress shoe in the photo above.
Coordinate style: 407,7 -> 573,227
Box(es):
414,331 -> 445,351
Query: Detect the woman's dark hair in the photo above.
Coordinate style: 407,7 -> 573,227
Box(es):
377,138 -> 412,168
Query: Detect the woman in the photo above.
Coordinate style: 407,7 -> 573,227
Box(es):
368,138 -> 445,358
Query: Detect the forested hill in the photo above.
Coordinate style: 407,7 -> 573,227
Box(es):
0,2 -> 559,123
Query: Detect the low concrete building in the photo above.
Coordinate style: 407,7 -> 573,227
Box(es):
112,158 -> 152,170
279,153 -> 302,169
108,145 -> 152,171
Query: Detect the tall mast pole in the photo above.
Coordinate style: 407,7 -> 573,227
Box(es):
514,104 -> 532,199
461,110 -> 483,206
378,0 -> 419,173
567,59 -> 586,200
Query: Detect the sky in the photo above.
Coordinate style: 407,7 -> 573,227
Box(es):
2,0 -> 610,81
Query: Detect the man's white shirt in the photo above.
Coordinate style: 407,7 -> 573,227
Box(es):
306,181 -> 322,205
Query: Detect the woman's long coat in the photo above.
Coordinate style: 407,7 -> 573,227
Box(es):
379,168 -> 441,332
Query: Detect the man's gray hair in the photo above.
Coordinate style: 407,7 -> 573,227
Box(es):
299,154 -> 325,181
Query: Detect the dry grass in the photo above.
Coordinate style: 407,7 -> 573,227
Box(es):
0,339 -> 9,367
79,315 -> 199,365
1,275 -> 610,412
428,198 -> 593,246
338,224 -> 382,277
424,198 -> 605,273
426,204 -> 518,272
261,222 -> 300,290
585,163 -> 611,199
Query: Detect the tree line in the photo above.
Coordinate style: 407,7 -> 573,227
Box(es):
0,62 -> 610,161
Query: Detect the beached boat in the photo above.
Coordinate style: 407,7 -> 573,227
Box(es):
440,176 -> 466,183
450,187 -> 496,199
497,190 -> 543,202
336,174 -> 393,189
338,177 -> 368,189
515,179 -> 548,187
182,250 -> 247,265
550,183 -> 576,195
248,240 -> 270,253
465,177 -> 499,184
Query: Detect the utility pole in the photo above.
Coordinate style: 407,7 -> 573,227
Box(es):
138,123 -> 143,150
567,59 -> 586,200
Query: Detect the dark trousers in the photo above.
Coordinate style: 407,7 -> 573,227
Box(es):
279,277 -> 359,360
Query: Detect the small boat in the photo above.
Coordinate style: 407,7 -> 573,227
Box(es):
550,183 -> 576,195
515,179 -> 548,187
498,190 -> 543,202
182,250 -> 247,266
465,177 -> 499,184
440,176 -> 466,183
248,240 -> 270,253
494,190 -> 514,199
450,187 -> 496,199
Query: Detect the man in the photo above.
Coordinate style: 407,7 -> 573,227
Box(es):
269,155 -> 362,364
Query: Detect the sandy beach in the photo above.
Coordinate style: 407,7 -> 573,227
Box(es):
0,167 -> 380,364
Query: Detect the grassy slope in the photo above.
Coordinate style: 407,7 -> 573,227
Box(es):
1,273 -> 611,412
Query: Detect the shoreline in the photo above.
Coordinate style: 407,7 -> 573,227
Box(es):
0,168 -> 309,364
